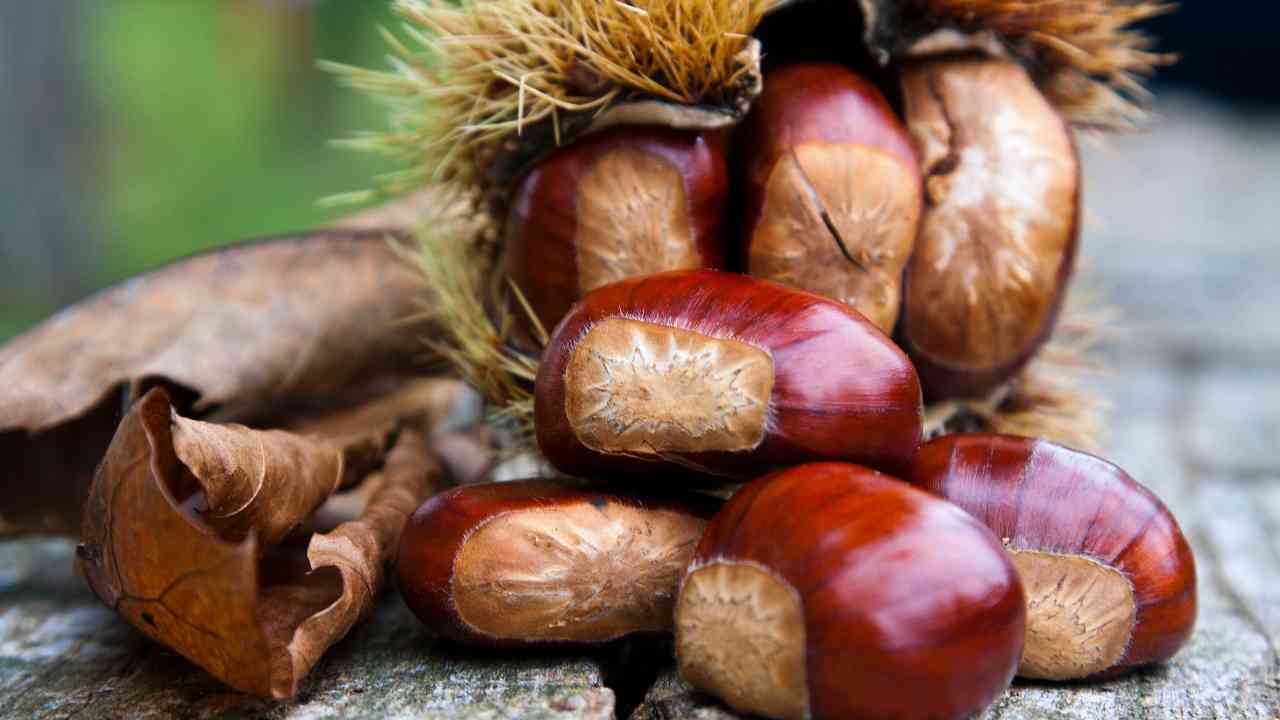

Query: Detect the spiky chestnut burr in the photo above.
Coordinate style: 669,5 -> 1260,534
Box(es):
533,269 -> 923,481
910,433 -> 1198,680
675,462 -> 1025,720
897,57 -> 1080,400
397,479 -> 717,646
738,62 -> 922,334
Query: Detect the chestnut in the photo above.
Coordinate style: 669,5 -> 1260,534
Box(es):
396,479 -> 717,646
534,269 -> 923,481
897,57 -> 1080,400
910,433 -> 1197,681
501,125 -> 729,335
739,62 -> 922,334
675,462 -> 1024,720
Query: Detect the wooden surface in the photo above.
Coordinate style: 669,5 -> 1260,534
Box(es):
3,95 -> 1280,718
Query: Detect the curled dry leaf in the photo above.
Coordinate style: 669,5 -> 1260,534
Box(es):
169,414 -> 360,547
77,388 -> 441,699
0,229 -> 432,536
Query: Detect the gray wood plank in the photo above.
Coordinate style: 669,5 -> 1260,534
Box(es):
1186,364 -> 1280,476
1079,96 -> 1280,363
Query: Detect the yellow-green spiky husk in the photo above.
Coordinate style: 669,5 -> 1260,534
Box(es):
330,0 -> 1170,195
327,0 -> 769,196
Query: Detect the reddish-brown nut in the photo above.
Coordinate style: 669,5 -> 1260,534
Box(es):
897,57 -> 1080,399
534,269 -> 923,481
675,462 -> 1024,720
501,125 -> 729,335
739,62 -> 922,334
910,433 -> 1198,681
397,479 -> 717,646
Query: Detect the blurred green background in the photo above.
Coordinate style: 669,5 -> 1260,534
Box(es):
0,1 -> 400,340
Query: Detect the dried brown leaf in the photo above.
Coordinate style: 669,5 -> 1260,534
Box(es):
77,389 -> 441,699
170,416 -> 347,547
1,229 -> 433,536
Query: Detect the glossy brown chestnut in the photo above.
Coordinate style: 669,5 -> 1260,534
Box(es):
910,433 -> 1197,680
534,269 -> 923,481
739,62 -> 922,334
675,462 -> 1025,720
397,479 -> 717,646
897,57 -> 1080,400
501,125 -> 729,335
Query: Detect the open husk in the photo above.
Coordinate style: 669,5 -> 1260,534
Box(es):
890,0 -> 1175,130
326,0 -> 769,199
333,0 -> 1170,199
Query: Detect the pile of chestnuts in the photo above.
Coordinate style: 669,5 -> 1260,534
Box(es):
385,6 -> 1192,719
399,273 -> 1196,720
500,54 -> 1078,402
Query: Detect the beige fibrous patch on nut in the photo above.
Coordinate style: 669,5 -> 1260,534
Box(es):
452,502 -> 708,642
903,59 -> 1078,369
564,319 -> 774,455
1010,549 -> 1137,680
676,561 -> 809,720
575,148 -> 702,294
750,144 -> 920,333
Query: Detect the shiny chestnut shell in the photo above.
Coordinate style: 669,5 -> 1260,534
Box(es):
397,479 -> 717,647
502,125 -> 728,335
675,462 -> 1025,720
910,433 -> 1198,680
739,62 -> 922,334
897,57 -> 1080,400
534,269 -> 923,481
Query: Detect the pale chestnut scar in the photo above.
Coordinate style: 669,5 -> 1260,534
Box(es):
452,503 -> 707,642
575,148 -> 701,294
1010,549 -> 1137,680
564,318 -> 775,455
676,560 -> 809,720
